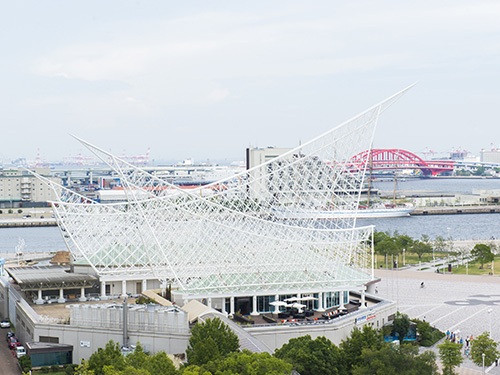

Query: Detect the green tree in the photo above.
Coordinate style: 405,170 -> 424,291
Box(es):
353,344 -> 437,375
73,360 -> 95,375
103,366 -> 149,375
87,341 -> 126,375
471,244 -> 494,268
392,313 -> 411,342
144,351 -> 177,375
380,238 -> 399,257
411,240 -> 432,262
188,337 -> 221,366
373,231 -> 392,254
186,317 -> 239,366
274,335 -> 346,375
395,234 -> 413,253
415,319 -> 445,347
470,332 -> 499,367
473,166 -> 486,176
340,325 -> 384,371
183,350 -> 291,375
125,344 -> 149,370
438,340 -> 463,375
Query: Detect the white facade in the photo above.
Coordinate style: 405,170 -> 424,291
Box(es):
0,168 -> 61,204
480,150 -> 500,163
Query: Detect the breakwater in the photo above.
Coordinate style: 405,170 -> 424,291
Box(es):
0,219 -> 57,228
412,206 -> 500,216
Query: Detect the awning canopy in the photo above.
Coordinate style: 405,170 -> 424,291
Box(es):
6,265 -> 97,291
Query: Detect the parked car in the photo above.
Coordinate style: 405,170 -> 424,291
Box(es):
15,346 -> 26,358
0,320 -> 11,328
6,331 -> 15,340
8,337 -> 20,349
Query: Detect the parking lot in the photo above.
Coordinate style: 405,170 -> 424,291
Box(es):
375,269 -> 500,374
0,328 -> 22,375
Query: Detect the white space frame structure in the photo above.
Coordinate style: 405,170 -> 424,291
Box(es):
36,87 -> 412,306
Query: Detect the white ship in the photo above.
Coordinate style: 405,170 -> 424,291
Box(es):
273,204 -> 414,219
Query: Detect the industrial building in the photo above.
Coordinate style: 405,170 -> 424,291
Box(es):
0,168 -> 61,209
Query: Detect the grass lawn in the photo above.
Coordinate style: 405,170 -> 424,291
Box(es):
451,255 -> 499,275
375,252 -> 449,268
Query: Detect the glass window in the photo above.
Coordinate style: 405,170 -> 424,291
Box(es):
325,292 -> 341,309
302,294 -> 319,310
31,350 -> 72,367
279,295 -> 294,311
257,295 -> 275,313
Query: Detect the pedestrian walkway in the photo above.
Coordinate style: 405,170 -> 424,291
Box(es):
375,268 -> 500,374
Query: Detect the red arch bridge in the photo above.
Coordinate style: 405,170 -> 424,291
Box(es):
347,149 -> 454,176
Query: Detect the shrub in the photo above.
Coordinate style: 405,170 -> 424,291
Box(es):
64,364 -> 77,375
17,209 -> 23,213
41,367 -> 50,373
414,318 -> 445,346
8,209 -> 13,214
19,355 -> 32,372
51,364 -> 60,372
136,296 -> 156,304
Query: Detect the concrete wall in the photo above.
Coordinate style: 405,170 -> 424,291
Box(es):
244,300 -> 396,351
0,277 -> 10,319
32,324 -> 189,362
101,278 -> 162,297
6,280 -> 190,364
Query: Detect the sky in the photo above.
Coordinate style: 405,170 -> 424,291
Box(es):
1,1 -> 499,164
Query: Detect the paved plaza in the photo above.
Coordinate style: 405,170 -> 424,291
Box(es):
375,268 -> 500,374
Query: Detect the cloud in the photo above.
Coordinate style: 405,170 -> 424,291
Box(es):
29,2 -> 500,89
207,88 -> 230,103
3,1 -> 500,161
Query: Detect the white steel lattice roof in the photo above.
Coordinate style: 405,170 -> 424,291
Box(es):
35,86 -> 413,297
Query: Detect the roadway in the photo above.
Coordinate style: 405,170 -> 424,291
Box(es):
0,329 -> 22,375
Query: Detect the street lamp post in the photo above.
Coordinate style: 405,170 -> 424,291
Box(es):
403,249 -> 406,266
482,353 -> 485,374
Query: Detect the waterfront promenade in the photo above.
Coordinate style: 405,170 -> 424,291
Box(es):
375,267 -> 500,374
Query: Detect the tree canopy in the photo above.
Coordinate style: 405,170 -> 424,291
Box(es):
79,342 -> 176,375
186,317 -> 240,366
410,240 -> 432,262
352,343 -> 438,375
392,313 -> 411,342
340,325 -> 384,371
471,244 -> 494,268
87,341 -> 126,375
182,350 -> 292,375
438,341 -> 463,375
274,335 -> 346,375
470,332 -> 499,367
